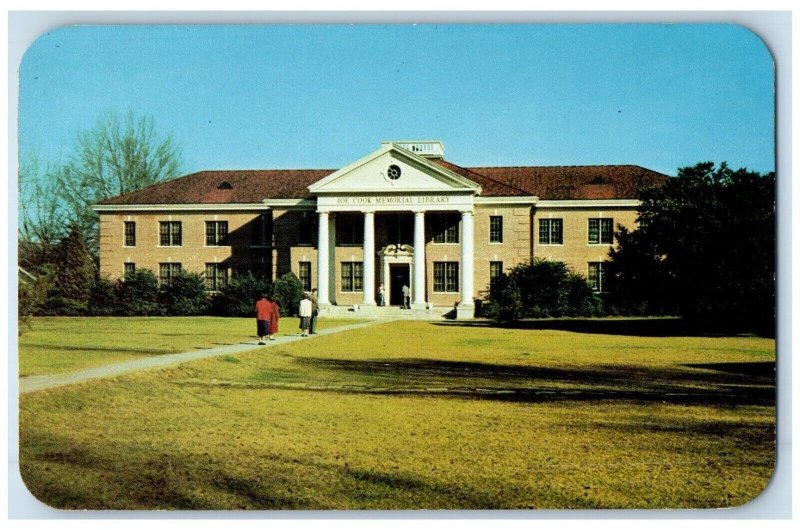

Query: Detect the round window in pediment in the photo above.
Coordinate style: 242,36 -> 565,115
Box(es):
387,164 -> 402,180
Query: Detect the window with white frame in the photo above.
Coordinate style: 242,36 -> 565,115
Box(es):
205,221 -> 228,246
433,262 -> 459,292
539,218 -> 563,245
124,221 -> 136,246
489,261 -> 503,286
588,218 -> 614,245
431,214 -> 459,243
299,261 -> 312,291
341,262 -> 363,292
159,221 -> 182,246
588,262 -> 607,293
489,216 -> 503,243
158,262 -> 182,287
336,214 -> 363,246
123,262 -> 136,277
205,263 -> 228,291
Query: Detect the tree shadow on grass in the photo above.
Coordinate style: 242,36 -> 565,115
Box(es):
21,343 -> 174,355
432,318 -> 744,338
297,357 -> 775,407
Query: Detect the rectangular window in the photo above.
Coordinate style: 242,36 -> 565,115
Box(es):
158,262 -> 182,287
588,218 -> 613,245
489,261 -> 503,285
432,214 -> 459,243
204,263 -> 228,291
159,221 -> 182,246
489,216 -> 503,243
123,262 -> 136,276
341,261 -> 363,292
251,213 -> 272,247
205,221 -> 229,246
539,218 -> 563,245
299,261 -> 312,291
124,221 -> 136,247
433,262 -> 459,292
588,262 -> 607,293
298,211 -> 314,245
336,214 -> 363,246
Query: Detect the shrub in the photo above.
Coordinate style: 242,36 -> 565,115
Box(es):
564,272 -> 603,317
272,272 -> 304,317
115,268 -> 161,316
159,271 -> 209,316
87,276 -> 116,316
488,273 -> 523,321
210,271 -> 273,317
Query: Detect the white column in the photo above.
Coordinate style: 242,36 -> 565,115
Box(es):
458,210 -> 475,315
317,211 -> 330,305
362,211 -> 376,305
412,211 -> 426,308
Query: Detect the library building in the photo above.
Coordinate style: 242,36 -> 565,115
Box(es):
94,141 -> 668,318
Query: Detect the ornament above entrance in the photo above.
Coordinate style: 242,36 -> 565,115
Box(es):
309,141 -> 481,212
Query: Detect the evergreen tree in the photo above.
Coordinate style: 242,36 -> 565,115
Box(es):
43,224 -> 96,314
210,271 -> 273,317
159,271 -> 209,316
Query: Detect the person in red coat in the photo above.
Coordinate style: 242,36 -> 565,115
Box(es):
254,293 -> 273,345
268,296 -> 280,340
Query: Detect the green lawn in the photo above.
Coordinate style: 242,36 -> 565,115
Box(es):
18,316 -> 358,377
19,318 -> 775,510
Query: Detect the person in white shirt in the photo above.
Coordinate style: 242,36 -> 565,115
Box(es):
298,293 -> 313,337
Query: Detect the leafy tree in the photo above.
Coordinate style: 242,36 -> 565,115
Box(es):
159,271 -> 209,316
115,268 -> 161,316
272,272 -> 304,317
607,162 -> 775,335
54,111 -> 182,255
210,271 -> 273,317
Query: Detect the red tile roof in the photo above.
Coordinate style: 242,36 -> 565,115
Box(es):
98,161 -> 668,205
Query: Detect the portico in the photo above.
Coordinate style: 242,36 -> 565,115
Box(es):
308,142 -> 481,316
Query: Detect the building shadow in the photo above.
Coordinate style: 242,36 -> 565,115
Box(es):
431,317 -> 740,338
297,357 -> 775,407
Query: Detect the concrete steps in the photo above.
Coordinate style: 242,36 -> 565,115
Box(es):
319,304 -> 454,320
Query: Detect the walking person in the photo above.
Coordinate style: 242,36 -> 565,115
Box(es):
402,283 -> 410,309
267,295 -> 280,340
308,288 -> 320,334
254,293 -> 273,345
298,293 -> 313,337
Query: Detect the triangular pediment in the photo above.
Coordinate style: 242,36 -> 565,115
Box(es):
308,143 -> 481,195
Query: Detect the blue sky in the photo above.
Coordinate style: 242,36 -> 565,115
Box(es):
19,24 -> 775,176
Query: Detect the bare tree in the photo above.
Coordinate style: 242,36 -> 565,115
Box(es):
55,111 -> 183,255
18,150 -> 66,267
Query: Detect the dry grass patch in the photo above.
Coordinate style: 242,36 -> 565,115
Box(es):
19,319 -> 775,509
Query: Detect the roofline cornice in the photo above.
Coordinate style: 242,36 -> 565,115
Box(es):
536,199 -> 641,208
92,203 -> 273,212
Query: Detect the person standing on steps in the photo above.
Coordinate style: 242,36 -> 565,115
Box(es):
254,293 -> 273,345
267,295 -> 280,341
402,283 -> 410,309
308,288 -> 320,334
298,293 -> 313,337
378,283 -> 386,306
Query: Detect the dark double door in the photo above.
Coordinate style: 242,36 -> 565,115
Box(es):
389,264 -> 410,306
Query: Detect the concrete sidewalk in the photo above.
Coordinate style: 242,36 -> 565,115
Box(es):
19,319 -> 382,394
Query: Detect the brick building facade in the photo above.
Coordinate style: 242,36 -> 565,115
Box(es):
94,141 -> 667,318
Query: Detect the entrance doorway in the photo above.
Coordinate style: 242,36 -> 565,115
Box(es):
389,264 -> 410,307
